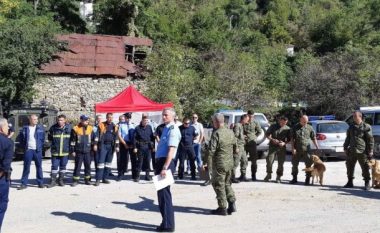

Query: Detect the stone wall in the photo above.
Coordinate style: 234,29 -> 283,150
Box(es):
33,75 -> 145,120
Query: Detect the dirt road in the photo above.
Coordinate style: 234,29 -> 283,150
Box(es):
3,157 -> 380,233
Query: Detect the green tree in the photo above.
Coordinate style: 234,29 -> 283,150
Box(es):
26,0 -> 87,33
0,3 -> 61,103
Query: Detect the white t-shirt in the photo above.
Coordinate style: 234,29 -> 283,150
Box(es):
28,125 -> 37,150
191,121 -> 204,144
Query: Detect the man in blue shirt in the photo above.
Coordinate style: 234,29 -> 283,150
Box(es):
117,113 -> 135,181
17,114 -> 45,190
0,118 -> 14,232
177,118 -> 198,180
155,108 -> 181,232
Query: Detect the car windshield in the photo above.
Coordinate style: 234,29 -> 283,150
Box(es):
317,122 -> 348,133
254,115 -> 267,124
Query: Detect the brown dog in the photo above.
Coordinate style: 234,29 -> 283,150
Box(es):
367,159 -> 380,189
302,155 -> 326,186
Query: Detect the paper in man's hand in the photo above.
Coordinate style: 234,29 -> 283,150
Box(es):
152,169 -> 175,191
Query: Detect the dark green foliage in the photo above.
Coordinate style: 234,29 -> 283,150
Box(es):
0,1 -> 61,103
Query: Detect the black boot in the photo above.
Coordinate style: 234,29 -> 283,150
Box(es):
85,177 -> 92,185
289,175 -> 298,184
58,173 -> 65,186
231,174 -> 240,183
238,174 -> 248,182
251,173 -> 257,181
94,180 -> 100,186
102,179 -> 110,184
227,201 -> 237,215
145,171 -> 152,181
305,174 -> 311,186
71,180 -> 79,187
343,178 -> 354,188
231,178 -> 240,183
264,173 -> 271,182
47,174 -> 57,188
210,207 -> 227,216
364,180 -> 371,191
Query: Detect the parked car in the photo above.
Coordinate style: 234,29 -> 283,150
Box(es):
294,120 -> 349,159
345,106 -> 380,157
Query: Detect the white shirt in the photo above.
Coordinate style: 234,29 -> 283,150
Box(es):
191,121 -> 204,144
28,125 -> 37,150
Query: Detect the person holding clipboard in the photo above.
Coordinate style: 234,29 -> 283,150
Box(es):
154,108 -> 181,232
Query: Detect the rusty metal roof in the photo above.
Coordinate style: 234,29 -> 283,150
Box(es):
39,34 -> 152,77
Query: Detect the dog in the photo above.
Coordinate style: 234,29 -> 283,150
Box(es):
367,159 -> 380,189
302,155 -> 326,186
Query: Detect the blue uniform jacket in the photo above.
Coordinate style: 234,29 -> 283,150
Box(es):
0,134 -> 14,174
18,124 -> 45,153
133,124 -> 155,149
48,123 -> 72,156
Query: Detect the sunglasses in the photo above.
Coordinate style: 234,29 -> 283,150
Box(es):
184,122 -> 190,125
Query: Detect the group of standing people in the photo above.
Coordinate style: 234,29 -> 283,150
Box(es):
0,108 -> 375,232
15,112 -> 158,190
203,110 -> 375,218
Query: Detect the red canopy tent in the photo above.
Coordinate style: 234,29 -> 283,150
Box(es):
95,85 -> 173,113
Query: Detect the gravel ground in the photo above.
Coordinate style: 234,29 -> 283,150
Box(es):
2,156 -> 380,233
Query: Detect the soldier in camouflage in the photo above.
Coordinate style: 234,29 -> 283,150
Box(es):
243,110 -> 262,181
343,111 -> 374,190
290,115 -> 319,185
208,113 -> 238,216
232,114 -> 249,183
264,116 -> 291,183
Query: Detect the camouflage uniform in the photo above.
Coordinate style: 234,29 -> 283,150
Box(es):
243,119 -> 262,179
232,122 -> 247,179
291,123 -> 315,177
209,126 -> 237,209
265,123 -> 291,179
343,121 -> 373,181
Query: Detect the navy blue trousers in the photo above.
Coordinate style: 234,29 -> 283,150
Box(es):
117,145 -> 132,176
73,152 -> 91,180
155,158 -> 175,229
0,176 -> 10,231
51,156 -> 69,176
96,144 -> 114,181
21,149 -> 43,185
136,146 -> 151,175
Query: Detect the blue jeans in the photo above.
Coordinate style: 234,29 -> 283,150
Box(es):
51,156 -> 69,176
0,176 -> 10,231
21,149 -> 43,185
193,143 -> 202,167
96,144 -> 114,181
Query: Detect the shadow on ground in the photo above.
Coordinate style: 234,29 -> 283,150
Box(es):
320,184 -> 380,200
51,211 -> 157,231
113,196 -> 211,215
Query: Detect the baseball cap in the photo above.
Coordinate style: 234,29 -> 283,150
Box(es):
80,114 -> 89,121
